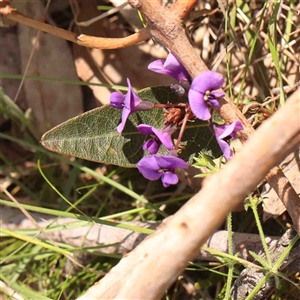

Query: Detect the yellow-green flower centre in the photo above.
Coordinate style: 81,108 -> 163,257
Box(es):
204,90 -> 211,101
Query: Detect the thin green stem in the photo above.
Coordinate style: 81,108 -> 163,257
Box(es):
249,196 -> 272,266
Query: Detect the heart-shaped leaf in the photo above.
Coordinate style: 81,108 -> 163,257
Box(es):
41,86 -> 221,167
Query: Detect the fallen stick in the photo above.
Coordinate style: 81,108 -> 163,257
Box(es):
76,89 -> 299,299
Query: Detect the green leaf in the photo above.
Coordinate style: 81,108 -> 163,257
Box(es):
41,86 -> 221,167
0,87 -> 37,137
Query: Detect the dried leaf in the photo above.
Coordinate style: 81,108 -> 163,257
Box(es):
263,151 -> 300,220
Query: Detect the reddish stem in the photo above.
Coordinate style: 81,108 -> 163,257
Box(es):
174,111 -> 189,150
153,103 -> 186,109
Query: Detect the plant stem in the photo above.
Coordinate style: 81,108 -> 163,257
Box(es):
2,7 -> 150,49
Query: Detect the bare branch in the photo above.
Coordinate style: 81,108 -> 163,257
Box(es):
1,8 -> 150,49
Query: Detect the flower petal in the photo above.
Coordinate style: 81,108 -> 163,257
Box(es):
124,78 -> 141,111
137,155 -> 188,187
233,121 -> 244,134
163,53 -> 189,82
148,59 -> 166,71
110,92 -> 125,109
115,78 -> 150,133
191,71 -> 224,93
151,128 -> 174,150
155,155 -> 188,171
148,53 -> 189,82
208,98 -> 221,109
143,139 -> 160,155
188,88 -> 212,120
213,121 -> 243,160
137,156 -> 161,180
216,138 -> 232,160
137,125 -> 174,151
117,108 -> 131,133
170,83 -> 186,97
211,91 -> 225,98
217,121 -> 243,140
137,124 -> 153,135
161,172 -> 179,187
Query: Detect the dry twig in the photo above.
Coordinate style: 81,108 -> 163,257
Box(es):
1,5 -> 150,49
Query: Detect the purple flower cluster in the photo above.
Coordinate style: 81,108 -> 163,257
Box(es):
189,71 -> 225,120
148,53 -> 189,83
110,78 -> 154,133
137,124 -> 174,155
137,155 -> 188,188
147,52 -> 243,160
212,121 -> 243,160
109,52 -> 243,187
110,78 -> 187,187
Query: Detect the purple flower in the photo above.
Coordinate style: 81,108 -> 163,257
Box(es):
148,53 -> 189,83
188,71 -> 225,120
137,155 -> 188,187
213,121 -> 243,160
137,124 -> 174,154
110,78 -> 154,133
